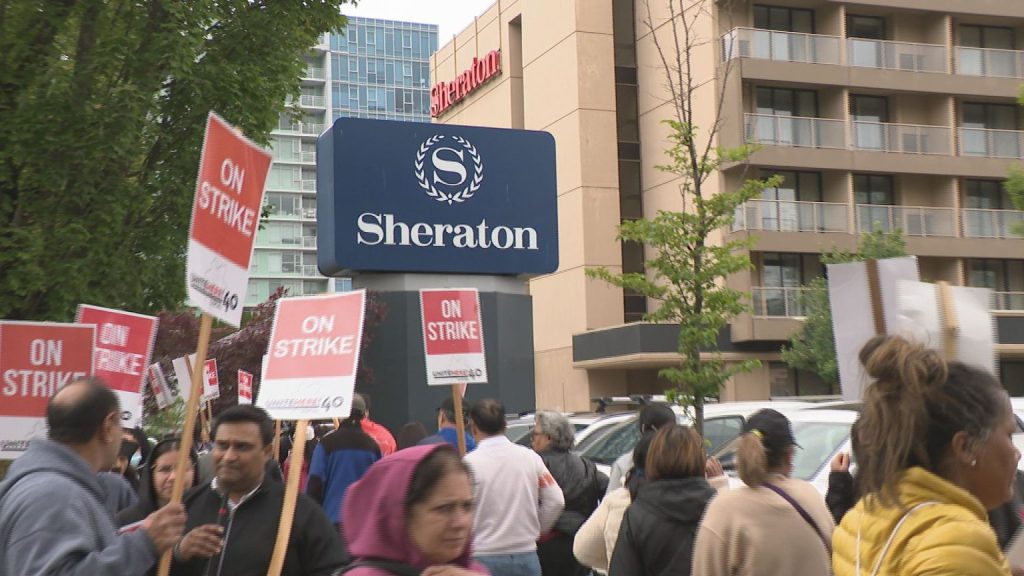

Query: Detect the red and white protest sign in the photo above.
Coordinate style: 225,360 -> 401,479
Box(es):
237,369 -> 253,405
419,289 -> 488,386
0,321 -> 95,458
203,358 -> 221,400
186,112 -> 272,327
148,363 -> 174,410
257,291 -> 367,420
76,305 -> 158,427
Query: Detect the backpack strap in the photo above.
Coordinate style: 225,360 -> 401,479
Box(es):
335,559 -> 422,576
763,482 -> 832,554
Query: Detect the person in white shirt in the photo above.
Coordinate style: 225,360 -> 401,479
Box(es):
465,399 -> 565,576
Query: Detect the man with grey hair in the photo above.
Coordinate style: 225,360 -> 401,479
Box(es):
532,410 -> 608,576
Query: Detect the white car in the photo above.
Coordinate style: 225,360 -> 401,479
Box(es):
714,408 -> 859,495
576,401 -> 818,478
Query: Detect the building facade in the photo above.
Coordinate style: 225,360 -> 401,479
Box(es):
432,0 -> 1024,410
248,17 -> 438,306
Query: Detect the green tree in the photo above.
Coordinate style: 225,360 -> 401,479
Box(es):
0,2 -> 349,321
587,0 -> 775,434
782,229 -> 907,387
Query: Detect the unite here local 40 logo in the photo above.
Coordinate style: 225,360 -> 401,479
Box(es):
415,135 -> 483,205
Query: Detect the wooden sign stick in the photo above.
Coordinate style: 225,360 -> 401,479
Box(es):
937,281 -> 960,361
273,419 -> 282,463
865,259 -> 886,336
333,417 -> 340,430
452,385 -> 467,457
157,313 -> 213,576
184,356 -> 210,444
267,419 -> 309,576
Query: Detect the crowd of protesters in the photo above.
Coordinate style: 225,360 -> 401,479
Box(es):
2,334 -> 1024,575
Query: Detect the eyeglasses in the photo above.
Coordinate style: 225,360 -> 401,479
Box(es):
531,431 -> 547,438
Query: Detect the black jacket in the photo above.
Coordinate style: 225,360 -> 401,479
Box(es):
540,449 -> 608,535
609,476 -> 716,576
825,470 -> 856,525
117,438 -> 200,528
170,476 -> 347,576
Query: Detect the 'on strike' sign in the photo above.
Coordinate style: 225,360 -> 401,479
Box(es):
0,321 -> 95,458
76,304 -> 158,427
186,112 -> 272,327
237,369 -> 253,405
257,291 -> 367,420
419,289 -> 488,386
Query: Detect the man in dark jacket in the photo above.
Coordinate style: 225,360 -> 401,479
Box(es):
532,410 -> 608,576
306,394 -> 380,526
170,405 -> 346,576
0,379 -> 185,575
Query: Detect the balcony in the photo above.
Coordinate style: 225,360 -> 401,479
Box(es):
302,208 -> 317,219
955,46 -> 1024,79
959,127 -> 1024,160
300,94 -> 326,108
751,286 -> 810,317
847,38 -> 947,73
850,122 -> 951,155
733,200 -> 849,233
299,179 -> 316,192
962,208 -> 1024,239
303,66 -> 325,80
745,114 -> 845,149
300,151 -> 316,163
722,28 -> 840,65
995,292 -> 1024,311
300,122 -> 324,135
303,236 -> 317,248
855,205 -> 956,237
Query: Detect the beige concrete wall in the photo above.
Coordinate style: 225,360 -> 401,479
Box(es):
898,174 -> 956,207
434,0 -> 622,411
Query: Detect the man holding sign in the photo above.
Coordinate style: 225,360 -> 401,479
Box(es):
170,406 -> 345,576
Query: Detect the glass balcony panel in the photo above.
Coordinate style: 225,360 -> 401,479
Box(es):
962,209 -> 1024,239
848,39 -> 946,73
720,28 -> 839,64
851,122 -> 950,155
751,286 -> 810,317
732,200 -> 849,233
959,128 -> 1024,159
955,47 -> 1024,79
744,114 -> 845,149
856,205 -> 955,236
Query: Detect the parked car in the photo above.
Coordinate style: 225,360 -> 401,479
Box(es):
576,401 -> 817,477
504,411 -> 634,448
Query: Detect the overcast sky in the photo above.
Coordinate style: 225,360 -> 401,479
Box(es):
342,0 -> 497,40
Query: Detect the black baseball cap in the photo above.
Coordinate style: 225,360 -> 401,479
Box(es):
743,409 -> 800,450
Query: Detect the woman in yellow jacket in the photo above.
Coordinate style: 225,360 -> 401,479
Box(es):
832,335 -> 1021,576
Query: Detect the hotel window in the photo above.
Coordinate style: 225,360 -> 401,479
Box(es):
854,174 -> 894,233
754,87 -> 818,146
758,253 -> 822,316
754,5 -> 814,33
962,102 -> 1020,158
758,170 -> 822,231
850,95 -> 888,150
769,362 -> 833,397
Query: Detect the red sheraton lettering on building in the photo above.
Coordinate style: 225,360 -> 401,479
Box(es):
431,49 -> 501,117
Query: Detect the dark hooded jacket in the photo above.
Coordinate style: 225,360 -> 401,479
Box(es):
342,444 -> 489,575
117,438 -> 200,528
539,450 -> 608,535
609,476 -> 717,576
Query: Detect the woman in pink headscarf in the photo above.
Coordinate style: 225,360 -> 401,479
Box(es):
341,444 -> 489,575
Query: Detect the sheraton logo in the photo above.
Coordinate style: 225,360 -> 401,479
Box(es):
430,49 -> 501,117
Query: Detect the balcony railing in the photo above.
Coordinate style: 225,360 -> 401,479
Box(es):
959,127 -> 1024,160
302,208 -> 317,219
300,151 -> 316,163
303,236 -> 317,248
302,265 -> 320,277
721,28 -> 841,65
300,94 -> 326,107
751,286 -> 811,317
994,291 -> 1024,311
850,121 -> 951,155
962,208 -> 1024,239
733,200 -> 849,233
744,114 -> 846,149
855,205 -> 956,236
956,46 -> 1024,79
847,38 -> 946,73
303,67 -> 326,80
300,122 -> 324,135
300,179 -> 316,191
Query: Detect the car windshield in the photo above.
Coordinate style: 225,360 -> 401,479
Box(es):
505,422 -> 533,446
714,420 -> 851,481
577,420 -> 640,466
